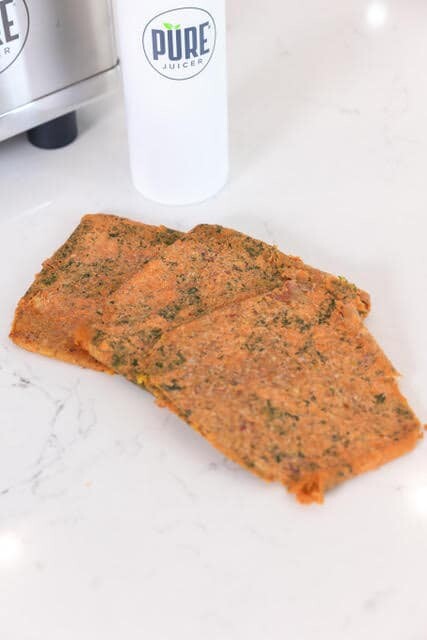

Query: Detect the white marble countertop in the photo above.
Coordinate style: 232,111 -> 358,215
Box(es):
1,2 -> 427,639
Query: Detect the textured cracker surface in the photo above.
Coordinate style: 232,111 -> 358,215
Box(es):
10,214 -> 183,371
141,273 -> 421,504
77,224 -> 370,381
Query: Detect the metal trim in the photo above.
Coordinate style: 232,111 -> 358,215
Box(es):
0,63 -> 118,142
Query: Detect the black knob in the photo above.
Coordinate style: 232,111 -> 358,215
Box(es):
27,111 -> 78,149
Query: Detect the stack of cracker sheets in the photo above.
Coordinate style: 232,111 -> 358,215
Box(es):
11,216 -> 422,504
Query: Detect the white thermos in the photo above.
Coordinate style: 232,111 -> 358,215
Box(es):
114,1 -> 228,205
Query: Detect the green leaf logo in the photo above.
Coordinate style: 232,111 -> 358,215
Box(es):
163,22 -> 180,30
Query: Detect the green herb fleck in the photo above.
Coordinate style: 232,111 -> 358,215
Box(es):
149,327 -> 163,341
42,273 -> 57,286
92,330 -> 106,346
243,239 -> 265,258
159,303 -> 181,321
396,406 -> 412,418
242,333 -> 265,353
161,380 -> 183,391
281,311 -> 292,327
173,351 -> 186,366
318,297 -> 336,325
374,393 -> 386,404
112,353 -> 125,368
264,400 -> 299,422
295,317 -> 312,333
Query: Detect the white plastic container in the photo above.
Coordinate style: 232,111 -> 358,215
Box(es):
114,1 -> 228,205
